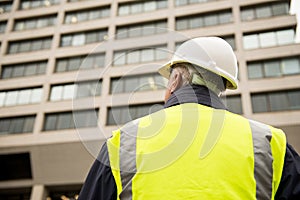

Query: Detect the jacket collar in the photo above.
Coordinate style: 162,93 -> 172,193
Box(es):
164,84 -> 227,110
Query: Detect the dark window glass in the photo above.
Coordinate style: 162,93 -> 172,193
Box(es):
0,116 -> 35,135
226,95 -> 243,114
269,92 -> 289,111
56,113 -> 72,129
7,37 -> 52,54
247,57 -> 300,79
251,90 -> 300,113
176,10 -> 232,30
10,118 -> 25,133
118,0 -> 167,16
19,0 -> 59,10
0,21 -> 6,33
0,153 -> 32,181
0,187 -> 31,200
113,45 -> 167,66
264,61 -> 281,77
110,73 -> 166,94
55,54 -> 105,73
44,110 -> 98,131
0,1 -> 12,13
65,6 -> 110,24
1,67 -> 13,79
116,20 -> 167,39
288,91 -> 300,109
14,15 -> 57,31
248,63 -> 263,79
60,29 -> 107,47
1,61 -> 47,79
44,114 -> 57,131
252,94 -> 268,113
241,2 -> 289,21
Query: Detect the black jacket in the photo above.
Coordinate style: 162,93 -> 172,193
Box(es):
79,85 -> 300,200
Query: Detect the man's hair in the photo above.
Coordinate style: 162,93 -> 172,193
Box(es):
171,63 -> 226,93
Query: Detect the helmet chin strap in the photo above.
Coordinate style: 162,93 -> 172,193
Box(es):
189,72 -> 222,96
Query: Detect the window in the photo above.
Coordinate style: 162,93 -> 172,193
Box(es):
282,58 -> 300,75
55,53 -> 105,72
277,29 -> 295,45
7,37 -> 52,54
226,95 -> 243,114
1,61 -> 47,79
0,1 -> 12,13
118,0 -> 167,16
49,80 -> 101,101
176,10 -> 232,30
0,153 -> 32,182
251,90 -> 300,113
252,94 -> 268,113
65,6 -> 110,24
14,15 -> 56,31
259,32 -> 276,48
0,187 -> 31,200
107,103 -> 163,125
247,63 -> 263,79
19,0 -> 60,10
43,109 -> 98,131
0,88 -> 43,107
264,61 -> 280,77
243,28 -> 295,50
0,115 -> 35,135
241,2 -> 289,21
175,0 -> 217,6
0,21 -> 6,33
60,29 -> 107,47
46,185 -> 81,200
243,34 -> 259,49
116,20 -> 167,39
113,45 -> 168,66
247,56 -> 300,79
68,0 -> 89,2
256,6 -> 271,18
110,73 -> 167,94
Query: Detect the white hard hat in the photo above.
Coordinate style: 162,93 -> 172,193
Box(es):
158,37 -> 238,89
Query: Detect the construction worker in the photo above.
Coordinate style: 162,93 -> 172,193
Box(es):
78,37 -> 300,199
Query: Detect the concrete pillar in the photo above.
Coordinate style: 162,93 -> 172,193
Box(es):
30,185 -> 47,200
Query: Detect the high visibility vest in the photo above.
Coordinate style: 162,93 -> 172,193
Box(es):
107,103 -> 286,200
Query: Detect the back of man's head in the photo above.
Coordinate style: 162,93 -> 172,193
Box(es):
170,62 -> 226,95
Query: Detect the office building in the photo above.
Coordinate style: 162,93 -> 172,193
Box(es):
0,0 -> 299,199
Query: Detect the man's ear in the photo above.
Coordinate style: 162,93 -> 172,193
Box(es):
169,72 -> 183,93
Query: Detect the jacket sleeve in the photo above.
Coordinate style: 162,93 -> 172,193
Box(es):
275,143 -> 300,200
78,142 -> 117,200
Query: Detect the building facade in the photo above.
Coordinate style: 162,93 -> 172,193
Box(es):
0,0 -> 299,199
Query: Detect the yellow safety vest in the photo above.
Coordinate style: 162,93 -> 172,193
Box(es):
107,103 -> 286,200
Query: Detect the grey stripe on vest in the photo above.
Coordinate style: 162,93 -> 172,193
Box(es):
119,119 -> 140,200
249,120 -> 273,200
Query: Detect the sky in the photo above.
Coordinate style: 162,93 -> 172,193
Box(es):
290,0 -> 300,42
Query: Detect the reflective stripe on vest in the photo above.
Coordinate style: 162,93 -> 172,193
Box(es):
119,119 -> 139,199
108,104 -> 286,200
249,120 -> 273,200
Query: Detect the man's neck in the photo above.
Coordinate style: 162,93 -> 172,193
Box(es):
164,84 -> 226,110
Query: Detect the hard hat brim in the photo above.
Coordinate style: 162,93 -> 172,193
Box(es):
158,60 -> 185,79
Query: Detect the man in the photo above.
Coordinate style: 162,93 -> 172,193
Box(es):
78,37 -> 300,199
